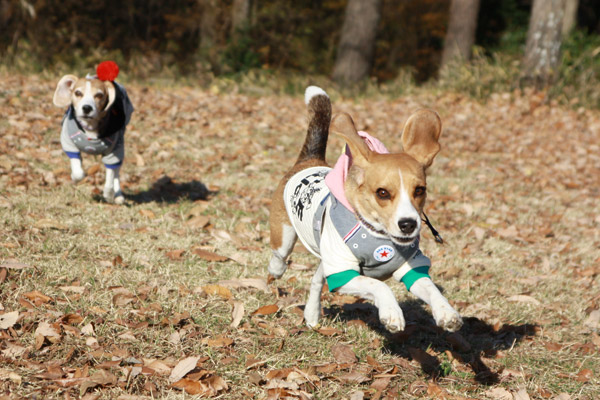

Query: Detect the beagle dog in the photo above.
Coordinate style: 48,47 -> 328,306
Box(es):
53,62 -> 133,204
268,86 -> 462,333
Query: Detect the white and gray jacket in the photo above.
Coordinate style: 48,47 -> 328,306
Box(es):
284,167 -> 431,292
60,82 -> 133,167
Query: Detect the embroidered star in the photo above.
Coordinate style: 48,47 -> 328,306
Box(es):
380,250 -> 389,258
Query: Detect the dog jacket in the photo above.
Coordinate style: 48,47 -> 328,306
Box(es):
60,82 -> 133,167
284,166 -> 431,292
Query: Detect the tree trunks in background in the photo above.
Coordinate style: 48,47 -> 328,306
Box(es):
332,0 -> 382,85
440,0 -> 481,68
562,0 -> 579,36
231,0 -> 252,34
522,0 -> 567,88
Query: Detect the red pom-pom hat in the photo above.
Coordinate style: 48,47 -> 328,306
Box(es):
96,61 -> 119,82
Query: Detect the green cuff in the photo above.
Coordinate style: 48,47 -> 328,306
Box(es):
326,270 -> 360,292
401,266 -> 430,290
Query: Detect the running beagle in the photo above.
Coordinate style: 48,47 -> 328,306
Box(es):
268,86 -> 462,333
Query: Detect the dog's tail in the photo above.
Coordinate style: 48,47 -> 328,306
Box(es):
295,86 -> 332,164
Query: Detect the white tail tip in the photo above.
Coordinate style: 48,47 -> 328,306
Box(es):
305,86 -> 328,105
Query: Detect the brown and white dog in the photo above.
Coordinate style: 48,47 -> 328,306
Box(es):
268,86 -> 462,333
53,69 -> 133,204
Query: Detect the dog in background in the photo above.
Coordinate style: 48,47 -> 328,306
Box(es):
268,86 -> 463,333
53,61 -> 133,204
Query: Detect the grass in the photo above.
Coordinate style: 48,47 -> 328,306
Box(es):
0,70 -> 599,399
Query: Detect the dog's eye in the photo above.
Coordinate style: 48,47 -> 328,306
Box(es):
414,186 -> 426,197
74,91 -> 83,97
94,93 -> 104,100
376,188 -> 391,200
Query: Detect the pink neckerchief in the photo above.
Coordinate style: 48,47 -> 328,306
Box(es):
324,131 -> 389,212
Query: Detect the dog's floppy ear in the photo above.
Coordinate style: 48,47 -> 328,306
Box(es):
401,109 -> 442,169
103,81 -> 117,111
330,113 -> 372,165
53,75 -> 78,107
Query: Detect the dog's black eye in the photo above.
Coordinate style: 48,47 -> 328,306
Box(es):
414,186 -> 426,197
376,188 -> 391,200
74,91 -> 83,97
94,93 -> 104,100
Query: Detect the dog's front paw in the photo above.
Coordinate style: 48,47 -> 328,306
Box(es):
304,306 -> 320,329
433,304 -> 463,332
71,170 -> 85,183
268,254 -> 287,279
114,191 -> 125,205
379,304 -> 405,333
103,187 -> 115,203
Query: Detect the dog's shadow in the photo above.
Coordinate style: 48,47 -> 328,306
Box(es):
321,295 -> 536,385
125,175 -> 216,204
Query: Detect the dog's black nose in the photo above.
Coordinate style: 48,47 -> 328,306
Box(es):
82,105 -> 93,114
398,218 -> 417,234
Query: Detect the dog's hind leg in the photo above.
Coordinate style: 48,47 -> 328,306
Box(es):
268,223 -> 297,278
103,166 -> 124,204
304,262 -> 324,328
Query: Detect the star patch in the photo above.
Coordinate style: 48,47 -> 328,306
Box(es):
373,245 -> 394,262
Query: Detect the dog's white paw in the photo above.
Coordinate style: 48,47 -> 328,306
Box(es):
268,254 -> 287,279
432,303 -> 463,332
379,304 -> 405,333
71,170 -> 85,183
114,194 -> 125,205
304,306 -> 321,329
103,187 -> 115,203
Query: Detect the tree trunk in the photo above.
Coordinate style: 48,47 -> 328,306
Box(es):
440,0 -> 480,68
561,0 -> 578,36
332,0 -> 382,85
199,0 -> 220,72
231,0 -> 252,34
522,0 -> 567,88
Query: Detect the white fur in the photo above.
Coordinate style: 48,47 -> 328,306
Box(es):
409,278 -> 462,331
268,224 -> 297,278
393,170 -> 421,238
336,275 -> 406,332
70,158 -> 85,182
304,86 -> 328,105
103,167 -> 124,204
304,262 -> 325,328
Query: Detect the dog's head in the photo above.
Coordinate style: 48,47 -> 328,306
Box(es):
331,110 -> 442,246
53,74 -> 116,128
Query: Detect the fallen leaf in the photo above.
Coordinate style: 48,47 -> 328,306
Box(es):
349,391 -> 365,400
507,294 -> 541,305
484,387 -> 512,400
331,344 -> 357,364
34,321 -> 61,349
169,356 -> 201,383
166,249 -> 185,260
217,278 -> 269,292
252,304 -> 279,315
337,371 -> 370,383
139,209 -> 156,219
575,368 -> 593,382
202,336 -> 234,348
186,215 -> 210,229
23,290 -> 52,305
202,284 -> 232,299
230,301 -> 244,328
0,261 -> 32,269
584,310 -> 600,330
192,248 -> 229,262
34,218 -> 67,230
0,311 -> 19,330
514,388 -> 531,400
317,327 -> 342,336
543,342 -> 562,352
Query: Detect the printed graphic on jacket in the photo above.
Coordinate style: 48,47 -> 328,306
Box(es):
290,169 -> 328,221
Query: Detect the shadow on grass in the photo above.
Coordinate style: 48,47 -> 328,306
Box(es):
321,298 -> 537,385
125,175 -> 216,204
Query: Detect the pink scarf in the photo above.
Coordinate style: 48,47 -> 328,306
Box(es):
324,131 -> 389,212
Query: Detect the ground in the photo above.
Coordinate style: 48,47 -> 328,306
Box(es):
0,73 -> 599,399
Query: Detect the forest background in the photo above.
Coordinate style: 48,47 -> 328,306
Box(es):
1,0 -> 600,107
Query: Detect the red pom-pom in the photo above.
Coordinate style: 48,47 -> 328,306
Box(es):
96,61 -> 119,81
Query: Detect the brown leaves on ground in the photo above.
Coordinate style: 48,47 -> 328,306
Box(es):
1,74 -> 599,399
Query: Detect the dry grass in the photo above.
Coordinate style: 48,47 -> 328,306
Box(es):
0,72 -> 599,399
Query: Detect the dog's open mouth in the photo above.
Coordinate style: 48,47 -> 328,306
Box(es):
390,235 -> 417,245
